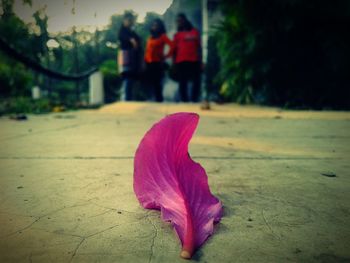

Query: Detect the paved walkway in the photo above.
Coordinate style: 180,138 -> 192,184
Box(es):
0,102 -> 349,263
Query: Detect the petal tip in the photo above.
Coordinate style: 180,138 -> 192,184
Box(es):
180,250 -> 192,259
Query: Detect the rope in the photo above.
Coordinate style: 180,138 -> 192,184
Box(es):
0,37 -> 98,81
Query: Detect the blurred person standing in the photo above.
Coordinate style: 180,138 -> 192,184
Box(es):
144,19 -> 173,102
173,13 -> 202,102
118,12 -> 141,101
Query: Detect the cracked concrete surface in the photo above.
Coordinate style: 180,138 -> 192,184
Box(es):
0,102 -> 350,262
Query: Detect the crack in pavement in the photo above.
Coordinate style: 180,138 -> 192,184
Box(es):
88,209 -> 115,218
85,224 -> 119,239
31,227 -> 84,239
0,211 -> 34,218
69,224 -> 119,263
0,202 -> 91,238
262,209 -> 281,240
70,237 -> 85,263
146,214 -> 158,263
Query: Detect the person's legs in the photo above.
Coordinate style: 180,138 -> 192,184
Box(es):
147,63 -> 164,102
189,62 -> 201,102
179,79 -> 189,102
121,75 -> 133,101
121,78 -> 127,101
145,63 -> 154,101
125,77 -> 133,101
154,79 -> 163,102
177,62 -> 189,102
153,63 -> 164,102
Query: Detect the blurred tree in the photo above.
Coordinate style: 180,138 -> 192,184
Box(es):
215,0 -> 350,109
0,0 -> 35,98
1,0 -> 31,18
33,7 -> 52,95
104,14 -> 123,44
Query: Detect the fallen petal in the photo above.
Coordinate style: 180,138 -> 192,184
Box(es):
133,112 -> 223,258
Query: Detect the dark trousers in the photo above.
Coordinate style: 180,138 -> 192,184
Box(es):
121,77 -> 133,101
177,61 -> 201,102
121,70 -> 137,101
145,62 -> 164,102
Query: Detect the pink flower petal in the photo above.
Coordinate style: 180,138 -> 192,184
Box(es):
133,112 -> 223,258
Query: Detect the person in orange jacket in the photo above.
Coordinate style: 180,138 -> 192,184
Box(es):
144,19 -> 173,102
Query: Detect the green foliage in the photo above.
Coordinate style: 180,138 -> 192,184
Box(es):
0,0 -> 42,99
32,7 -> 49,56
100,59 -> 122,103
100,59 -> 118,76
0,0 -> 31,18
104,14 -> 124,44
0,0 -> 38,59
0,97 -> 51,115
0,53 -> 33,97
204,35 -> 222,100
215,0 -> 350,109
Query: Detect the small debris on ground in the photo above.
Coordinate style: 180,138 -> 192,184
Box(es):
294,248 -> 302,254
54,114 -> 76,119
200,100 -> 211,110
52,106 -> 66,113
321,172 -> 336,178
9,114 -> 27,121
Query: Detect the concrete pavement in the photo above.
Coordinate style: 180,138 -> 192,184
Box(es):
0,102 -> 349,262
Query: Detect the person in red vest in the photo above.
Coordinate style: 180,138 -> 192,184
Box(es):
173,13 -> 202,102
144,19 -> 173,102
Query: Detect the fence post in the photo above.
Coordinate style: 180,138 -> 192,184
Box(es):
32,86 -> 41,100
89,71 -> 104,105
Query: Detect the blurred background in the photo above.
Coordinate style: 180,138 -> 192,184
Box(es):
0,0 -> 349,115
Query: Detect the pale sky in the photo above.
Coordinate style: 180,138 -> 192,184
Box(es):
13,0 -> 173,33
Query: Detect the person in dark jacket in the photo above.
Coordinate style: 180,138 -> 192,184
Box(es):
118,12 -> 140,101
144,19 -> 173,102
173,13 -> 202,102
